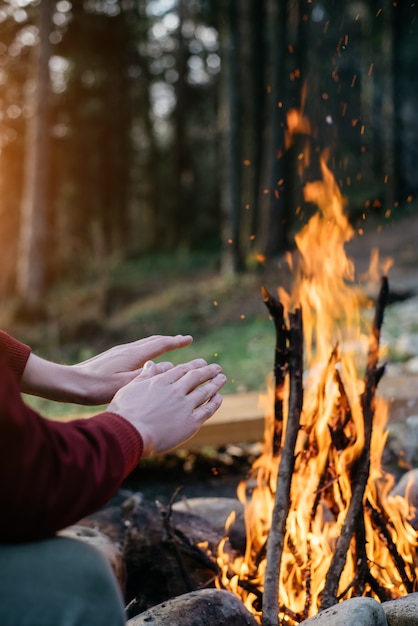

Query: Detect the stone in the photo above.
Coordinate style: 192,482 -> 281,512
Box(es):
126,588 -> 259,625
172,496 -> 246,550
382,592 -> 418,625
298,597 -> 387,625
386,421 -> 418,469
391,468 -> 418,528
394,335 -> 418,360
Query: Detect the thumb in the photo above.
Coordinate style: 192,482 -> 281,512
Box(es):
140,360 -> 157,377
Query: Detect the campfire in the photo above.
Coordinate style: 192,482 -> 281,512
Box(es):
214,124 -> 418,624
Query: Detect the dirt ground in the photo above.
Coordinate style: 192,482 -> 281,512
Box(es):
346,212 -> 418,292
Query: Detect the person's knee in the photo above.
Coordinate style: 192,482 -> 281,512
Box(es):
0,536 -> 126,626
52,537 -> 126,625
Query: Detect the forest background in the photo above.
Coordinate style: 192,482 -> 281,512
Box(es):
0,0 -> 417,406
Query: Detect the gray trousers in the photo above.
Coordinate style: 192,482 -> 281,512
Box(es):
0,536 -> 126,626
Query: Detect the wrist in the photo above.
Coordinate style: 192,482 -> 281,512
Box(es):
21,354 -> 87,404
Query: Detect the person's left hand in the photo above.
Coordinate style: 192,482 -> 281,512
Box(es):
21,334 -> 194,405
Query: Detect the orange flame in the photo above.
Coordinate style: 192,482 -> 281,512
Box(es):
215,115 -> 417,623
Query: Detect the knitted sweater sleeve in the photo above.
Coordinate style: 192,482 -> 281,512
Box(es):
0,330 -> 32,379
0,331 -> 143,543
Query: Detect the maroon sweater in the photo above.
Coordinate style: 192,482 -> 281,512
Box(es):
0,331 -> 143,543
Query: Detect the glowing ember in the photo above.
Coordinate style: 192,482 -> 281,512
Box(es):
214,119 -> 417,624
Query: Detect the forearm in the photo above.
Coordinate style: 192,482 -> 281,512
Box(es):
0,359 -> 143,542
20,333 -> 195,405
20,353 -> 91,404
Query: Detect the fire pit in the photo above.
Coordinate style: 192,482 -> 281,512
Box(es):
214,155 -> 417,624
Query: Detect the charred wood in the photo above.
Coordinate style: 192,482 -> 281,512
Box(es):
365,499 -> 414,593
262,286 -> 289,456
77,498 -> 222,618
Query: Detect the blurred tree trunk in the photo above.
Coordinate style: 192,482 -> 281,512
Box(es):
16,0 -> 52,311
219,0 -> 244,273
238,0 -> 268,267
132,0 -> 160,253
283,0 -> 313,234
171,0 -> 193,248
257,0 -> 288,258
248,1 -> 266,254
372,5 -> 396,211
98,11 -> 133,255
391,1 -> 418,201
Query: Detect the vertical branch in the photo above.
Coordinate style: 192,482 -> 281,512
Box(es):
262,286 -> 289,455
262,307 -> 303,626
320,277 -> 389,610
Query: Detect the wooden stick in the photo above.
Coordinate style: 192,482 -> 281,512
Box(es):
320,277 -> 389,610
353,515 -> 391,602
262,307 -> 303,626
365,499 -> 414,593
262,286 -> 289,456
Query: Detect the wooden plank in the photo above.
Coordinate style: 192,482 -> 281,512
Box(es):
50,373 -> 418,453
48,376 -> 418,453
56,392 -> 266,451
186,392 -> 265,450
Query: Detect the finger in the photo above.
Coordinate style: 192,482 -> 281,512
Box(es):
138,360 -> 158,378
139,361 -> 173,376
193,393 -> 223,425
134,360 -> 175,381
155,361 -> 174,373
161,359 -> 210,383
131,334 -> 193,359
181,364 -> 224,393
188,373 -> 227,406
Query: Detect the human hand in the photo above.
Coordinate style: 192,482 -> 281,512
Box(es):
21,335 -> 193,405
107,359 -> 226,456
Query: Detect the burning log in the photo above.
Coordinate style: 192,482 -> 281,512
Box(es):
216,270 -> 418,624
262,305 -> 303,626
215,152 -> 418,625
76,497 -> 223,617
320,277 -> 389,610
259,280 -> 393,623
365,498 -> 415,595
262,287 -> 288,456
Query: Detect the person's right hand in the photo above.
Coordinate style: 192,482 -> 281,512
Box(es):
107,359 -> 226,456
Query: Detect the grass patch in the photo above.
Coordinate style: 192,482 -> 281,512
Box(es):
23,395 -> 105,419
22,315 -> 275,419
13,247 -> 285,418
154,316 -> 275,395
